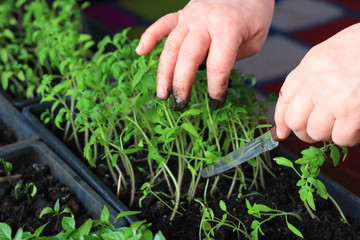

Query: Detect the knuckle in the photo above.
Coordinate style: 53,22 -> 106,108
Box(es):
178,48 -> 197,62
206,62 -> 231,75
164,40 -> 179,53
284,114 -> 304,132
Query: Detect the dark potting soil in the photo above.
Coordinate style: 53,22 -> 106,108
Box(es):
0,119 -> 17,146
0,161 -> 90,235
131,165 -> 360,240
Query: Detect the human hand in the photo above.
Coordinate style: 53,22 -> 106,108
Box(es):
275,23 -> 360,146
136,0 -> 274,110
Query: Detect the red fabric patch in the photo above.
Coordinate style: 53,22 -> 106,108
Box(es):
292,16 -> 360,46
329,0 -> 360,11
84,3 -> 140,31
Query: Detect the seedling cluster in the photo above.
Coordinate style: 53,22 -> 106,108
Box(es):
0,0 -> 351,239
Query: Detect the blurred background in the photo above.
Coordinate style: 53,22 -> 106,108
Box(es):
81,0 -> 360,196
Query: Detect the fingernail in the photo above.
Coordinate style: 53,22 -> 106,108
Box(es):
136,42 -> 143,53
157,86 -> 170,100
209,94 -> 226,110
171,95 -> 187,111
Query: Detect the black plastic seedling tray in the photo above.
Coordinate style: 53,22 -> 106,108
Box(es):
0,141 -> 126,227
0,94 -> 38,146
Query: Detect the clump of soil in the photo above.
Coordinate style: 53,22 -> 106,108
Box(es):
0,161 -> 89,235
0,119 -> 17,146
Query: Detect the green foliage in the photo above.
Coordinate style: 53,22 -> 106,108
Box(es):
0,206 -> 163,240
273,142 -> 348,221
0,158 -> 12,176
0,0 -> 91,100
14,182 -> 37,200
245,199 -> 303,239
39,199 -> 72,230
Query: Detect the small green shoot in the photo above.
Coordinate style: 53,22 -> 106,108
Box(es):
39,199 -> 72,230
246,199 -> 303,239
14,182 -> 37,201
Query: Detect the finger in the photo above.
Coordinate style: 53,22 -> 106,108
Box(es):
284,93 -> 316,143
206,34 -> 240,104
274,73 -> 301,139
306,104 -> 334,141
171,30 -> 211,110
274,91 -> 292,139
332,117 -> 360,146
156,26 -> 188,100
136,13 -> 179,55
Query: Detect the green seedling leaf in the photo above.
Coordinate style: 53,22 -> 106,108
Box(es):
273,157 -> 293,168
286,220 -> 303,238
111,154 -> 119,167
330,145 -> 340,167
72,219 -> 92,238
17,70 -> 25,82
0,223 -> 12,240
132,66 -> 149,89
39,207 -> 54,218
340,146 -> 348,161
54,199 -> 60,212
154,231 -> 166,240
179,109 -> 202,119
1,71 -> 12,90
301,146 -> 322,157
250,220 -> 260,240
101,232 -> 124,240
101,205 -> 110,222
306,191 -> 316,211
62,216 -> 76,231
181,123 -> 200,138
0,49 -> 7,63
256,204 -> 274,213
115,211 -> 142,221
13,228 -> 23,240
34,223 -> 49,237
3,29 -> 15,40
219,200 -> 227,212
314,179 -> 328,199
202,221 -> 212,231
